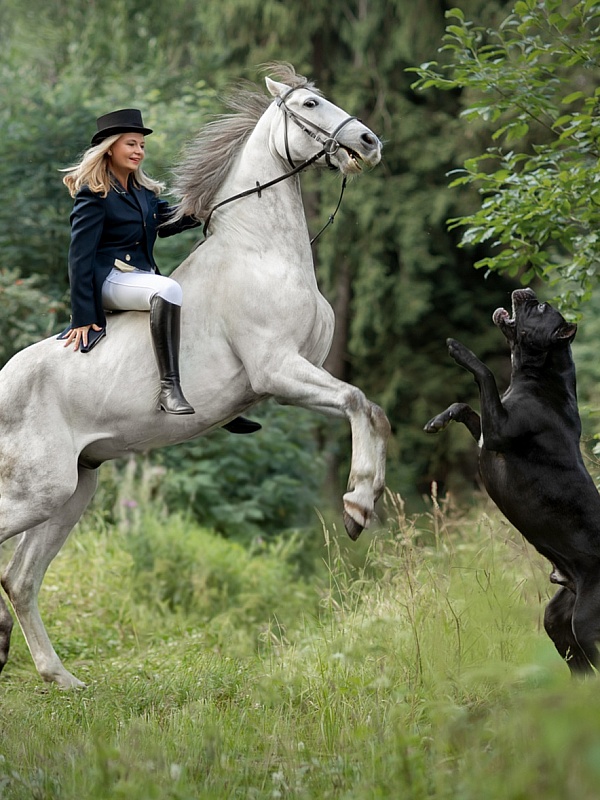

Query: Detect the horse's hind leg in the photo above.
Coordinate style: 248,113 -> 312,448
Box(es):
1,466 -> 98,688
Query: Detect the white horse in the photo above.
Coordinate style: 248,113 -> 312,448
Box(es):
0,64 -> 389,688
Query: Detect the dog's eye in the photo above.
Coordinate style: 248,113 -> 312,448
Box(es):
537,303 -> 547,313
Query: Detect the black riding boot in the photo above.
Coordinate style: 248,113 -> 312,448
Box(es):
149,296 -> 195,415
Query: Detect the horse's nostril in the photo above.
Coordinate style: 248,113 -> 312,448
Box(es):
361,132 -> 378,149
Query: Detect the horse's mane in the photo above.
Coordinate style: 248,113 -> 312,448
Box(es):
171,63 -> 316,221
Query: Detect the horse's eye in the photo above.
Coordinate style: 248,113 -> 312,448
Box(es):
303,98 -> 318,109
538,303 -> 547,313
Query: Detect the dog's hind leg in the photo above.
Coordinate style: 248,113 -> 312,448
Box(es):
424,402 -> 481,442
568,580 -> 600,676
545,584 -> 600,676
543,587 -> 594,674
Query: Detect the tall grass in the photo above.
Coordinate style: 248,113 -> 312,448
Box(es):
0,489 -> 598,799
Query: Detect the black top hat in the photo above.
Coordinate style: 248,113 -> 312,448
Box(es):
91,108 -> 153,146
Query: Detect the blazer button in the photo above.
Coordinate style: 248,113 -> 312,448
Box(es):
125,254 -> 131,261
153,213 -> 157,219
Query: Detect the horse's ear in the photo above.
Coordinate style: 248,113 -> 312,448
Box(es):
265,77 -> 289,99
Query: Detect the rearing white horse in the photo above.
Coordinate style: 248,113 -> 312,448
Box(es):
0,64 -> 389,688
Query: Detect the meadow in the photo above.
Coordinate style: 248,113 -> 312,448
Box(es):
1,485 -> 599,800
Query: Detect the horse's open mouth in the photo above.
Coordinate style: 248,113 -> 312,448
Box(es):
340,145 -> 363,171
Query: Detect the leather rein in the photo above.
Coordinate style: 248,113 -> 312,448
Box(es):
202,86 -> 356,243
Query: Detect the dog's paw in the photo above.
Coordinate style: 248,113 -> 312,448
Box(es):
447,337 -> 468,361
425,403 -> 480,441
447,338 -> 480,371
424,413 -> 448,434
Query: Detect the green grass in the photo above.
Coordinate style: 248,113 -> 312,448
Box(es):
1,492 -> 598,799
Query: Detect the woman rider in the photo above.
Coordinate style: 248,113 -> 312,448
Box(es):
61,108 -> 259,433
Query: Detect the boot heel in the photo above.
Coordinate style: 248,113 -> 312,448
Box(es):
159,379 -> 195,415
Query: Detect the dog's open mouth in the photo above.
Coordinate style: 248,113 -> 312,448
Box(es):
512,288 -> 537,308
493,307 -> 514,328
493,289 -> 537,329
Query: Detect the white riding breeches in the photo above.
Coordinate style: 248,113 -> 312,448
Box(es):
101,268 -> 183,311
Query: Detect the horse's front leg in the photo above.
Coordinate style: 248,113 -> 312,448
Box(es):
341,390 -> 390,537
249,355 -> 390,540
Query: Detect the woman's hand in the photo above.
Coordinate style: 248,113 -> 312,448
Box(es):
63,324 -> 103,351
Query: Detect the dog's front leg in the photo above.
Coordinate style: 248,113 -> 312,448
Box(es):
424,402 -> 481,442
447,338 -> 508,449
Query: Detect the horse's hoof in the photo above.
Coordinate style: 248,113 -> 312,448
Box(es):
41,668 -> 87,690
343,511 -> 364,541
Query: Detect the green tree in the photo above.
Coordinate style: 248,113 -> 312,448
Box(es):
157,403 -> 325,541
0,269 -> 65,364
410,0 -> 600,312
1,0 -> 521,515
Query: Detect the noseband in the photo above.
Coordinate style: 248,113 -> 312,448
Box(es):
275,85 -> 357,170
202,85 -> 358,240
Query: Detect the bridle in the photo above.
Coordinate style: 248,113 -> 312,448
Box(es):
275,85 -> 357,170
202,85 -> 358,242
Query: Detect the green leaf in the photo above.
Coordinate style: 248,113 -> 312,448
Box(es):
562,91 -> 585,105
513,0 -> 532,15
445,7 -> 465,21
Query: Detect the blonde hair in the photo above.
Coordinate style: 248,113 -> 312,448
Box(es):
62,134 -> 166,198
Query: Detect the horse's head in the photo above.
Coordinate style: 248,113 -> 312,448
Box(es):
265,77 -> 382,175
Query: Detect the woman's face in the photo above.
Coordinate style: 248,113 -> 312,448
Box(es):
108,133 -> 145,177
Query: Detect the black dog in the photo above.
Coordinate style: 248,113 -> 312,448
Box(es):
425,287 -> 600,675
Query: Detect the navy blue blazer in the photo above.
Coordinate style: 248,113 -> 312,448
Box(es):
68,182 -> 200,327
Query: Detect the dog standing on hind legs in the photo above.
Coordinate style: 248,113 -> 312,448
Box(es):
425,287 -> 600,676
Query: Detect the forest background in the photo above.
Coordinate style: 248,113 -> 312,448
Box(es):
4,4 -> 600,796
2,0 -> 600,542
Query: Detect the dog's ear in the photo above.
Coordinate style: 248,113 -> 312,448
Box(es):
554,322 -> 577,342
